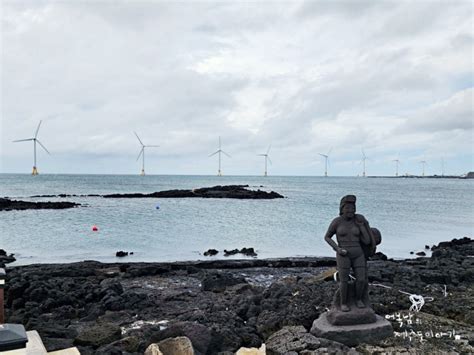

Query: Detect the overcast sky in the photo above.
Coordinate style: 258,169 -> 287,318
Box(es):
1,0 -> 473,176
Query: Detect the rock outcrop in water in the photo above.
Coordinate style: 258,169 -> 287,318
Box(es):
29,185 -> 285,200
0,198 -> 80,211
102,185 -> 284,199
3,237 -> 473,354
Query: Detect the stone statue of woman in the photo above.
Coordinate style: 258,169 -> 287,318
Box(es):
323,195 -> 377,312
312,195 -> 392,345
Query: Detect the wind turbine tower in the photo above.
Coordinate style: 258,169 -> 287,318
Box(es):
319,148 -> 332,177
361,149 -> 368,177
258,145 -> 272,177
134,132 -> 159,176
209,136 -> 230,176
420,160 -> 427,177
392,158 -> 401,177
13,120 -> 50,175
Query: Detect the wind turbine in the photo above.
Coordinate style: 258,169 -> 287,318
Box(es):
392,155 -> 401,177
360,148 -> 369,177
420,160 -> 427,177
134,132 -> 159,176
319,148 -> 332,177
258,145 -> 272,177
13,120 -> 50,175
209,136 -> 230,176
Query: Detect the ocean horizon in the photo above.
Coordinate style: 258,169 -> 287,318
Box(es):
1,174 -> 473,265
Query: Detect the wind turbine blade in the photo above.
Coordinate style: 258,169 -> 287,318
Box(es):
134,131 -> 144,146
146,145 -> 160,148
222,150 -> 231,158
257,154 -> 266,156
34,120 -> 42,139
318,153 -> 327,158
136,148 -> 144,161
327,147 -> 332,156
268,156 -> 272,165
266,144 -> 271,155
13,138 -> 34,142
36,140 -> 50,154
209,150 -> 219,157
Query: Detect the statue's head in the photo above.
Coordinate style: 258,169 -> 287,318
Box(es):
339,195 -> 356,217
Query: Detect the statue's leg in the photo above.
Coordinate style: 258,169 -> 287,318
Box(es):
339,268 -> 350,312
354,266 -> 367,308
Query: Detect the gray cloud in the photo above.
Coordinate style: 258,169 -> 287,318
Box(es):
1,0 -> 472,175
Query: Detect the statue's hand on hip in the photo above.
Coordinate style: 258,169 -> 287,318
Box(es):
337,247 -> 348,256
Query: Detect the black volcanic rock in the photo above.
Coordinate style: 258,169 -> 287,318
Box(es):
224,248 -> 258,257
0,198 -> 80,211
203,249 -> 218,256
0,249 -> 16,266
102,185 -> 284,199
3,237 -> 473,354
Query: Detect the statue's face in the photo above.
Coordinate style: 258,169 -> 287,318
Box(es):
342,203 -> 355,218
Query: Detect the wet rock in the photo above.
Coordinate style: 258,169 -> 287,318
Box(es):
115,251 -> 129,257
416,251 -> 427,256
224,248 -> 258,257
103,185 -> 284,199
203,249 -> 218,256
0,249 -> 16,265
0,197 -> 80,211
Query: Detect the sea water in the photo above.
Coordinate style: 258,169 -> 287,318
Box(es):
1,174 -> 473,264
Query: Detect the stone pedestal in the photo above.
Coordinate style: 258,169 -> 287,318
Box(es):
310,312 -> 393,347
327,306 -> 376,326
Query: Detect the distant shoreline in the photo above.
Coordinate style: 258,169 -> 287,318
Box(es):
368,175 -> 471,179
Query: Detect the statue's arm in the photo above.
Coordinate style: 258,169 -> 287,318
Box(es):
324,218 -> 345,254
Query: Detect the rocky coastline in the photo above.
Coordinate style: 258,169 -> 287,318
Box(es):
3,237 -> 473,354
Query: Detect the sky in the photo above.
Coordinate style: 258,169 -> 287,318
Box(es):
1,0 -> 473,176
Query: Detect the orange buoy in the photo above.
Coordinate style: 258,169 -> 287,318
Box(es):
92,225 -> 98,232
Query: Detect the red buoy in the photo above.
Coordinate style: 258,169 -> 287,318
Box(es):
92,225 -> 98,232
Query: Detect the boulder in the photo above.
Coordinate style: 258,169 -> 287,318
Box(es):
145,343 -> 164,355
148,322 -> 211,355
157,336 -> 194,355
236,344 -> 266,355
73,322 -> 122,348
